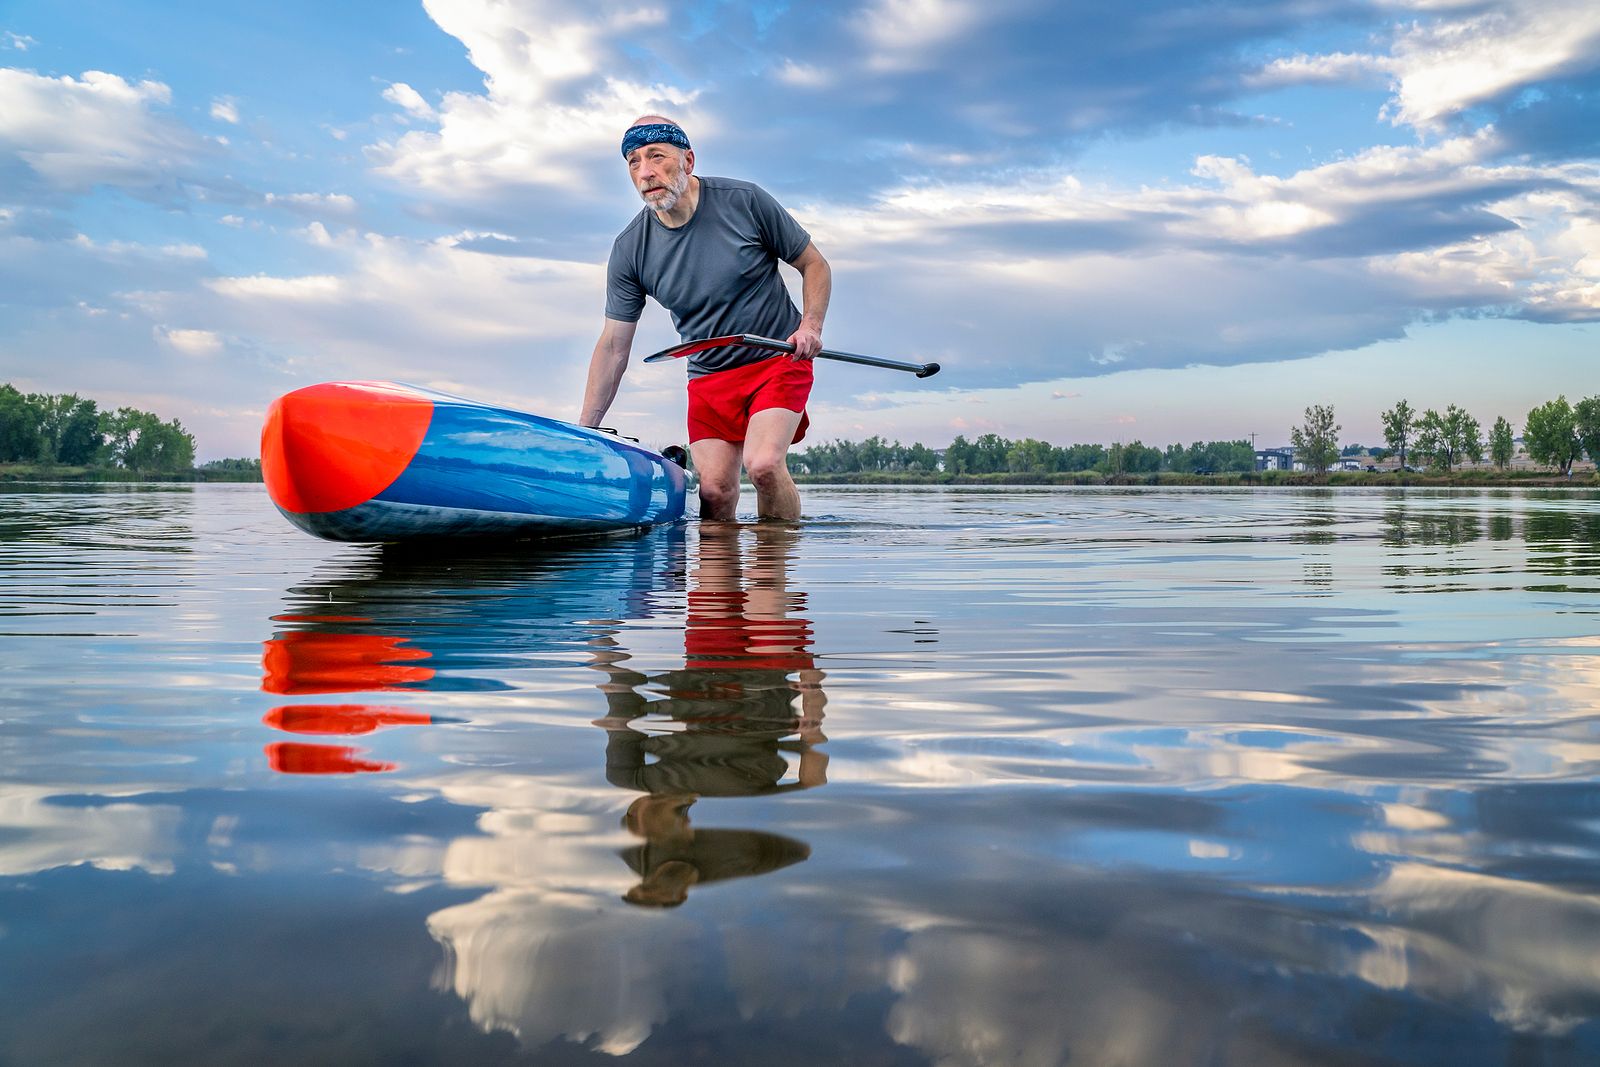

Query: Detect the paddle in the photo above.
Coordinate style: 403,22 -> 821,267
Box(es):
643,334 -> 941,378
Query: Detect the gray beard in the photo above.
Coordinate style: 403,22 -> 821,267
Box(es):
644,170 -> 690,213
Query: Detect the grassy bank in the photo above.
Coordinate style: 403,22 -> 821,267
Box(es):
791,469 -> 1598,488
0,464 -> 263,483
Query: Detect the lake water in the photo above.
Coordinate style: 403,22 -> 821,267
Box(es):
2,483 -> 1599,1066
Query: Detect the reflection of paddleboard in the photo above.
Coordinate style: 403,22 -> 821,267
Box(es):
261,381 -> 687,542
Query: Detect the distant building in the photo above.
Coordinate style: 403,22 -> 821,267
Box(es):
1255,447 -> 1297,471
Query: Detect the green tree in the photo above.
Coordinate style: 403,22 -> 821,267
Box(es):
0,385 -> 44,462
1059,443 -> 1105,471
903,443 -> 939,472
1447,405 -> 1483,467
1416,405 -> 1481,472
1125,440 -> 1162,473
1414,408 -> 1446,469
1489,416 -> 1515,470
1290,404 -> 1340,474
200,457 -> 263,473
1007,438 -> 1056,473
943,435 -> 975,474
35,393 -> 103,465
1524,396 -> 1581,475
101,407 -> 196,471
1099,443 -> 1127,476
1381,400 -> 1415,471
1576,396 -> 1600,466
1209,440 -> 1256,473
971,434 -> 1011,474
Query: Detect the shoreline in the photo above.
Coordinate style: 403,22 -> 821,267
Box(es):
4,465 -> 1591,490
791,470 -> 1597,488
0,464 -> 262,483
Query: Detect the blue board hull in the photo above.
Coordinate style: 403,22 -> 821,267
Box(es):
263,381 -> 688,543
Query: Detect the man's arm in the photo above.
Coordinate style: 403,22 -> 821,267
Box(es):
580,317 -> 639,427
785,242 -> 831,360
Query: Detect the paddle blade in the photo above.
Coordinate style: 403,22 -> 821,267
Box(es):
641,334 -> 751,363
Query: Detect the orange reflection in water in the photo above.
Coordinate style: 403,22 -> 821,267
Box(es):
261,631 -> 434,695
264,741 -> 396,775
262,616 -> 437,775
263,704 -> 434,736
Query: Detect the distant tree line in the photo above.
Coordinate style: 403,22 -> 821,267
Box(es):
788,434 -> 1258,476
198,456 -> 262,474
1374,395 -> 1600,476
0,384 -> 197,471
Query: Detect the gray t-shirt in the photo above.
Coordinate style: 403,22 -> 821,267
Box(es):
605,176 -> 812,376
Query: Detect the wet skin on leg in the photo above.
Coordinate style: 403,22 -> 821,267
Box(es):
690,437 -> 742,521
742,407 -> 805,522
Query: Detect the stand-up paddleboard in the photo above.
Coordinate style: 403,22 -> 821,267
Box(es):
262,381 -> 687,542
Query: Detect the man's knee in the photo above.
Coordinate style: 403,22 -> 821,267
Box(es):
745,453 -> 791,489
698,476 -> 739,512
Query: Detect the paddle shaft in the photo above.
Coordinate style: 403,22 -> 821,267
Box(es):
782,340 -> 941,379
644,334 -> 940,378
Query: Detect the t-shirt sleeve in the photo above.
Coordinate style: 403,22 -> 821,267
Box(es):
750,185 -> 812,263
604,237 -> 646,322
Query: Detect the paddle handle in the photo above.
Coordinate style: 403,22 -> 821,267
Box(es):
743,335 -> 941,378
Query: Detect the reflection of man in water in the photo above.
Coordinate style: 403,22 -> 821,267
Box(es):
620,794 -> 810,908
595,523 -> 828,797
590,524 -> 827,904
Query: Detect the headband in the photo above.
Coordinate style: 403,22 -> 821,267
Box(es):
621,123 -> 691,158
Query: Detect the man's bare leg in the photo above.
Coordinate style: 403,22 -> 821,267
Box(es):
743,407 -> 805,521
690,438 -> 742,520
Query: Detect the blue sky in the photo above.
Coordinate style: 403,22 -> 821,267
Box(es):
2,0 -> 1598,458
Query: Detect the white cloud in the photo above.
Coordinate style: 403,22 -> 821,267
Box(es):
5,32 -> 36,51
0,68 -> 201,193
854,0 -> 983,72
1267,0 -> 1600,131
195,228 -> 606,403
1387,0 -> 1600,128
775,60 -> 833,89
262,191 -> 358,218
0,785 -> 179,876
206,273 -> 344,301
789,130 -> 1600,388
1250,50 -> 1395,89
155,326 -> 223,356
367,0 -> 695,198
209,96 -> 239,124
382,81 -> 436,121
70,233 -> 208,260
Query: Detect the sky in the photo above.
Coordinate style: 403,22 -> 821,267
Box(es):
1,0 -> 1597,459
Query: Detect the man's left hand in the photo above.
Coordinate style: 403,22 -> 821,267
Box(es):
786,324 -> 822,360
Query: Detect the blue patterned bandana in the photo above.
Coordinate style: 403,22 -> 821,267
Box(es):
621,123 -> 691,158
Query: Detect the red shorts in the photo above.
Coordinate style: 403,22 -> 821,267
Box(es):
687,356 -> 813,444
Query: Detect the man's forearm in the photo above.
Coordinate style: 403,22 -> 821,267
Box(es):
799,256 -> 832,332
580,331 -> 631,426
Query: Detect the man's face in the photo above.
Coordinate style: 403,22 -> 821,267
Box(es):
627,142 -> 692,212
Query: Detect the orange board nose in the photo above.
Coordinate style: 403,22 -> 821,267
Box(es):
261,381 -> 433,514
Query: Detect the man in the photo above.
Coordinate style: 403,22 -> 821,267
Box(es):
579,115 -> 832,522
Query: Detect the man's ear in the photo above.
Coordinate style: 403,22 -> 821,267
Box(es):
682,148 -> 695,175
